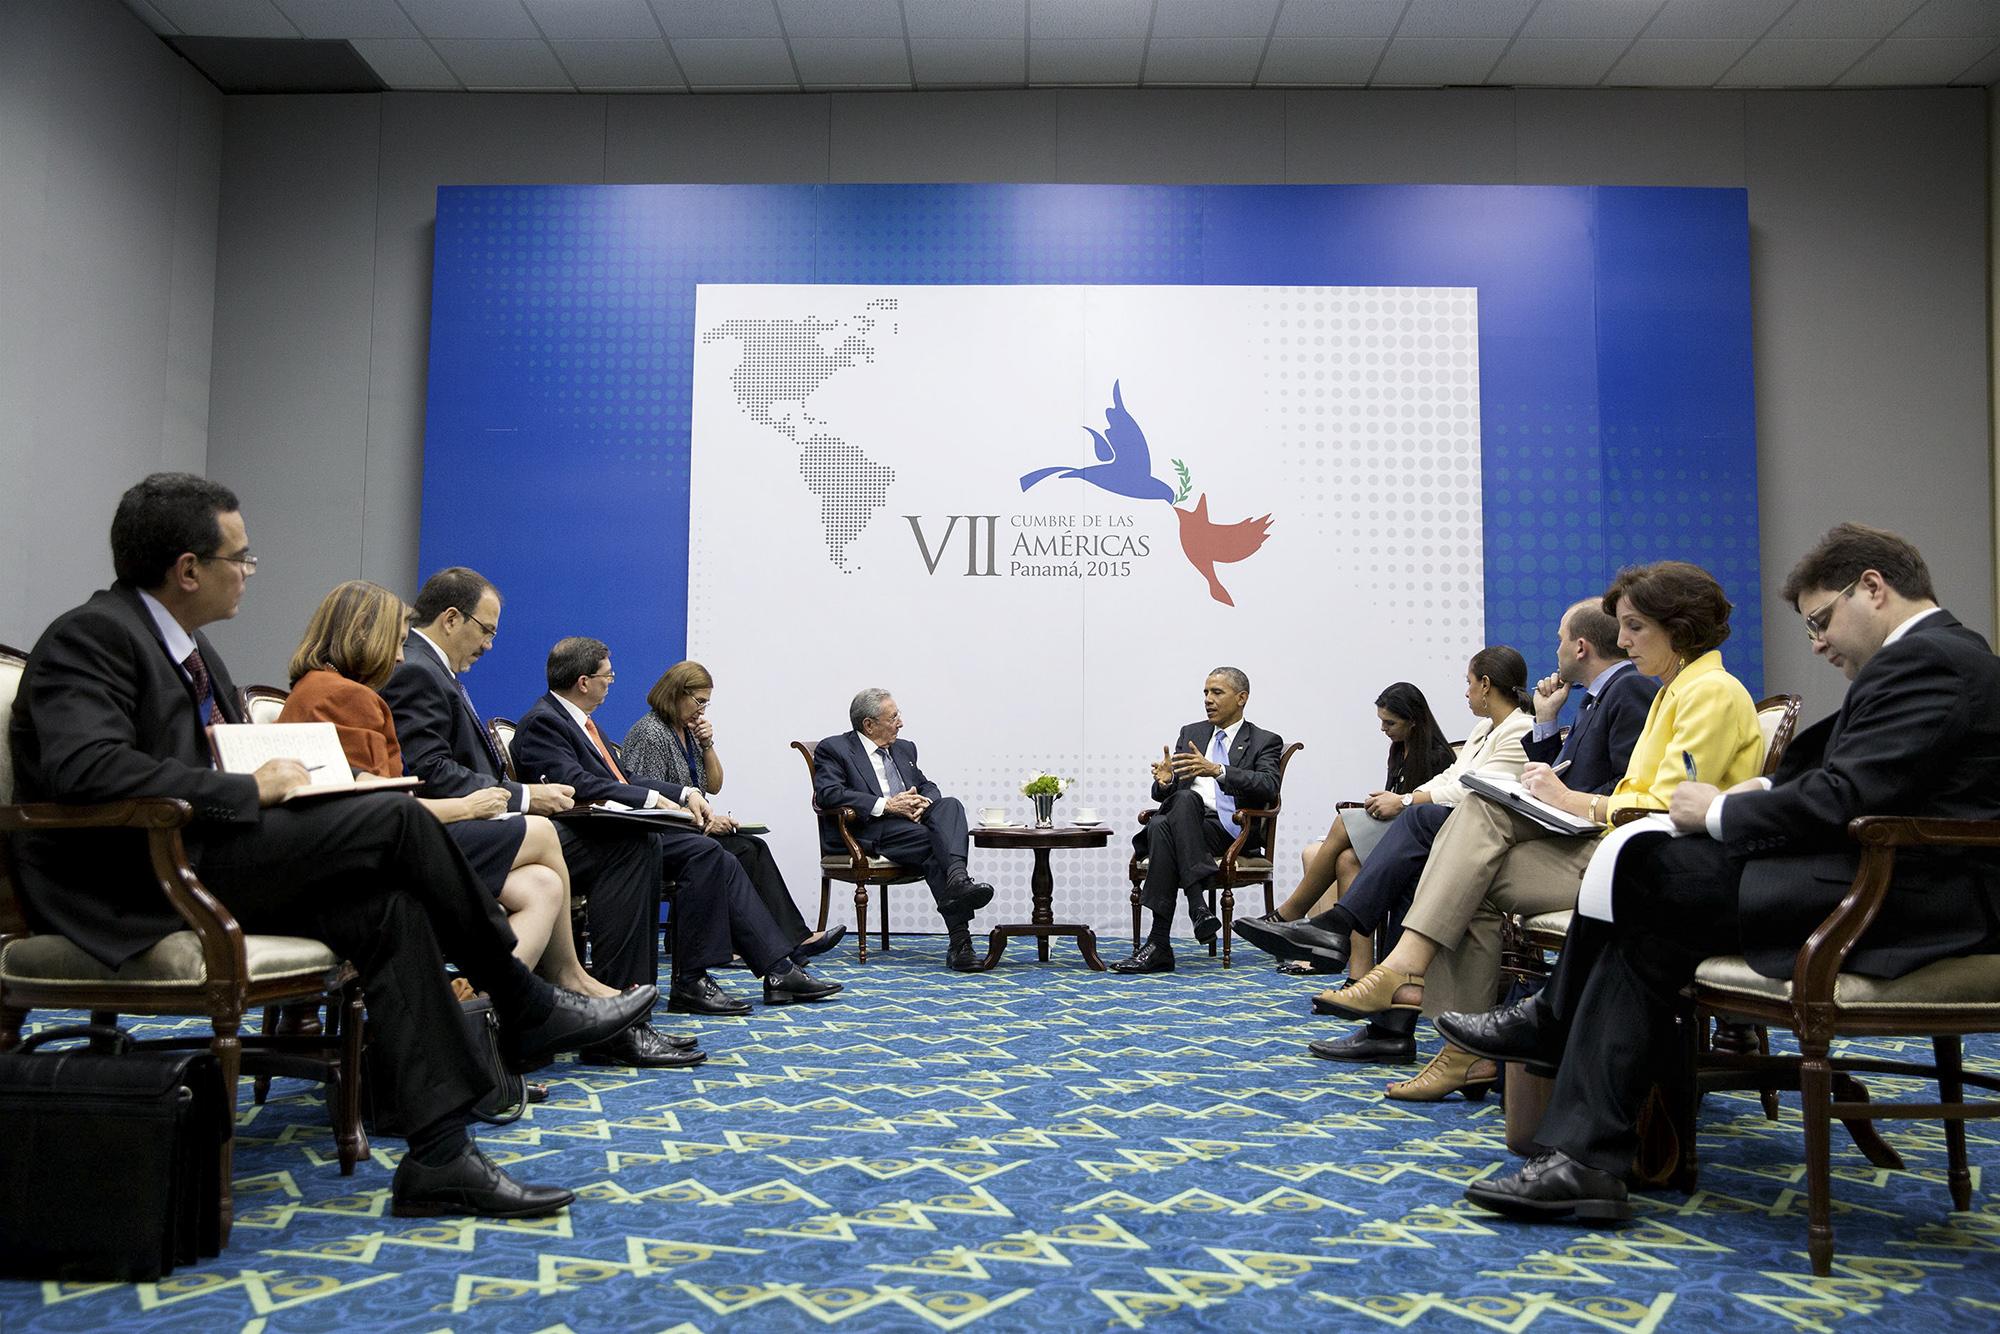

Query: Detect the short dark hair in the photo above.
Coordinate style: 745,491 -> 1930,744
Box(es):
849,687 -> 892,732
110,473 -> 239,589
1563,599 -> 1626,660
1468,645 -> 1531,713
546,636 -> 609,692
411,567 -> 497,627
1781,523 -> 1936,606
1601,561 -> 1732,659
1208,666 -> 1250,695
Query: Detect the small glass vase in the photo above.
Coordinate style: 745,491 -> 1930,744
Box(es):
1031,793 -> 1056,827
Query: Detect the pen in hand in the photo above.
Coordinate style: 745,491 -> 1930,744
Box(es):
1682,751 -> 1697,782
1550,760 -> 1571,775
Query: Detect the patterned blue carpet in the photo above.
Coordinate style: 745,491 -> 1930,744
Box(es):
4,935 -> 1998,1332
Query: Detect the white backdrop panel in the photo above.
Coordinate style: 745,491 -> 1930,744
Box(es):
689,284 -> 1484,938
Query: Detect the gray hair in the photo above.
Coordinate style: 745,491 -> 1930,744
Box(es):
1208,666 -> 1250,695
849,687 -> 894,732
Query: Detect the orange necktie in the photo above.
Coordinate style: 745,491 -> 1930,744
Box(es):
583,716 -> 628,782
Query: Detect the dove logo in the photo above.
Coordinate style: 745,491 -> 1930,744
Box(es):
1019,380 -> 1273,606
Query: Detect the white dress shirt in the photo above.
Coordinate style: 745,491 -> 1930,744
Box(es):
858,731 -> 895,818
1193,722 -> 1235,813
413,627 -> 527,811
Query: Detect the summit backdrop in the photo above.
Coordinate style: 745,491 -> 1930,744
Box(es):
421,184 -> 1758,935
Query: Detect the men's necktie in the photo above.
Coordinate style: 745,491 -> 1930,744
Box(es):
1209,728 -> 1236,833
456,677 -> 508,777
182,648 -> 216,725
584,716 -> 629,782
876,746 -> 904,794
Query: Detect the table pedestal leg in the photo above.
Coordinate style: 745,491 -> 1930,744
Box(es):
1031,848 -> 1054,962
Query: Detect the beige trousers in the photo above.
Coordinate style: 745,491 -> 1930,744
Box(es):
1399,794 -> 1598,1017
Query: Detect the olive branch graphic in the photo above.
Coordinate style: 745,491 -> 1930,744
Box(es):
1171,458 -> 1193,504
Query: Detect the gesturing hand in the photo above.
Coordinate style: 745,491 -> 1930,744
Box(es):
1151,746 -> 1175,785
1168,747 -> 1220,780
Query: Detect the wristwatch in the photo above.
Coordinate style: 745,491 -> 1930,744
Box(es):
1401,792 -> 1413,809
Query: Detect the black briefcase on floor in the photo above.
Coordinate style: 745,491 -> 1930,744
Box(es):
0,1025 -> 231,1281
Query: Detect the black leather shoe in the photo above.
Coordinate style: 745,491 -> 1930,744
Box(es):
794,925 -> 847,961
946,933 -> 980,972
1276,957 -> 1342,975
1307,1028 -> 1418,1064
579,1022 -> 708,1068
668,974 -> 752,1016
507,985 -> 655,1070
1191,911 -> 1221,946
765,966 -> 843,1004
940,876 -> 994,920
1436,994 -> 1562,1071
1233,916 -> 1350,968
661,1031 -> 699,1050
1464,1149 -> 1633,1222
1109,941 -> 1175,974
391,1140 -> 574,1219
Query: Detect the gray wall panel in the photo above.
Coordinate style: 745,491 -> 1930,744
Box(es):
1055,90 -> 1285,182
1515,90 -> 1746,186
606,95 -> 830,182
830,91 -> 1058,182
1284,90 -> 1516,183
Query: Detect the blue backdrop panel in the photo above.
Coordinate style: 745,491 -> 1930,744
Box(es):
421,184 -> 1759,730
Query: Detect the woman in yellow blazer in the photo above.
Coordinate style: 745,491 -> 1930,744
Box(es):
1321,560 -> 1765,1101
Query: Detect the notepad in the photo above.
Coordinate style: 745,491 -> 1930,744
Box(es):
1460,773 -> 1602,837
207,722 -> 420,802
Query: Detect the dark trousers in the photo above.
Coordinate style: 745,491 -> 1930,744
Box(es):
717,830 -> 809,942
194,793 -> 530,1136
554,823 -> 662,994
1138,789 -> 1238,918
654,826 -> 795,978
1535,832 -> 1745,1174
859,796 -> 973,922
1331,802 -> 1453,931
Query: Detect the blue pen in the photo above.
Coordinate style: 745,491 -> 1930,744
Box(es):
1682,750 -> 1697,782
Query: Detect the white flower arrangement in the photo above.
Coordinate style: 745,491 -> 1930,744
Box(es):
1020,772 -> 1069,798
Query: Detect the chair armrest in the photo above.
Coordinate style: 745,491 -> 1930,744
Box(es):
831,806 -> 870,865
1135,808 -> 1157,827
1334,801 -> 1364,810
1609,807 -> 1653,828
1221,805 -> 1280,874
0,797 -> 194,831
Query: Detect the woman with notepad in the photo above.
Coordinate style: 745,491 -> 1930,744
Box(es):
278,580 -> 619,999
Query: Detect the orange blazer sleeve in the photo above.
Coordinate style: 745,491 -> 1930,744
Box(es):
276,670 -> 404,778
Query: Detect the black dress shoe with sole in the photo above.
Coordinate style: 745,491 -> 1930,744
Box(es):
939,878 -> 995,920
794,925 -> 848,961
1307,1030 -> 1418,1064
391,1141 -> 574,1219
1233,917 -> 1350,969
667,974 -> 753,1016
507,985 -> 656,1071
1463,1149 -> 1633,1222
1436,994 -> 1562,1071
946,935 -> 980,972
1109,942 -> 1175,974
764,966 -> 843,1004
579,1022 -> 708,1068
1191,913 -> 1221,946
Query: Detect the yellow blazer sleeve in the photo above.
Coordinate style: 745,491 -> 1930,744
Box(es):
1605,666 -> 1762,817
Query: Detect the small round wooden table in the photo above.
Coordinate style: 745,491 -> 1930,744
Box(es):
969,824 -> 1112,971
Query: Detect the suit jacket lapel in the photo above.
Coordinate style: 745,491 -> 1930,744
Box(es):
1228,723 -> 1252,767
852,732 -> 885,798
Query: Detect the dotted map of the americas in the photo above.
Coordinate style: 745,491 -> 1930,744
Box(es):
700,297 -> 900,572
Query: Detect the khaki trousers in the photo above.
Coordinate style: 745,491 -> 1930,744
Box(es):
1399,794 -> 1598,1017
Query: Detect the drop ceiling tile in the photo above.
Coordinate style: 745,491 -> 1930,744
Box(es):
1029,0 -> 1153,40
1835,35 -> 1997,83
351,36 -> 461,86
792,36 -> 911,86
1717,37 -> 1875,84
398,0 -> 539,41
1644,0 -> 1790,40
1519,0 -> 1661,40
647,0 -> 782,38
1602,37 -> 1753,84
905,0 -> 1027,39
431,37 -> 574,87
1397,0 -> 1535,39
1766,0 -> 1925,40
1151,0 -> 1282,40
271,0 -> 418,38
1489,37 -> 1630,84
1144,36 -> 1265,82
522,0 -> 659,40
1373,36 -> 1510,83
1256,35 -> 1388,82
1274,0 -> 1405,39
671,36 -> 798,85
911,38 -> 1027,83
775,0 -> 903,39
551,38 -> 686,86
1899,0 -> 2000,39
1029,37 -> 1146,82
149,0 -> 297,37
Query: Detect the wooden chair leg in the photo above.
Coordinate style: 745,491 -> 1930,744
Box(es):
1936,1034 -> 1973,1211
254,1005 -> 279,1105
333,983 -> 369,1175
1262,880 -> 1275,918
1669,1002 -> 1702,1193
212,1018 -> 243,1245
1756,1024 -> 1780,1120
1130,880 -> 1142,949
881,887 -> 891,952
854,883 -> 870,963
1800,1043 -> 1836,1276
817,877 -> 831,933
0,1004 -> 24,1052
1219,885 -> 1234,966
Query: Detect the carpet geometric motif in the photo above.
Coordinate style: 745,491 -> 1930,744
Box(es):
3,938 -> 1997,1332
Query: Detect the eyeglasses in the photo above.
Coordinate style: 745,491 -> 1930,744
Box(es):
463,612 -> 498,640
1803,577 -> 1860,642
583,672 -> 616,685
199,550 -> 258,571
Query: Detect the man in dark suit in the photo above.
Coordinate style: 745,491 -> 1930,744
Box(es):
513,637 -> 840,1012
812,689 -> 994,971
380,568 -> 702,1068
1112,667 -> 1284,974
1446,524 -> 2000,1222
9,474 -> 651,1218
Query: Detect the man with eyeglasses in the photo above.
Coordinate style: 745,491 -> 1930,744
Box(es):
511,638 -> 842,1015
1444,523 -> 2000,1225
10,475 -> 654,1217
384,569 -> 702,1070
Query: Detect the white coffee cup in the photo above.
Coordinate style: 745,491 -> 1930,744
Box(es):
980,806 -> 1008,825
1073,807 -> 1099,823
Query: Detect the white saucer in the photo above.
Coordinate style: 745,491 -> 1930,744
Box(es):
1072,819 -> 1104,826
979,821 -> 1023,830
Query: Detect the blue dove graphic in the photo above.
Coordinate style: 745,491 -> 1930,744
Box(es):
1019,380 -> 1177,502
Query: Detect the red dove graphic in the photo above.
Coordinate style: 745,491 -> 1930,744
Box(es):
1174,494 -> 1273,607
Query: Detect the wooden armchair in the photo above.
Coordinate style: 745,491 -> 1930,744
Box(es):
1126,742 -> 1305,967
1680,815 -> 2000,1275
241,684 -> 290,725
791,740 -> 927,963
0,645 -> 368,1245
487,717 -> 518,781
